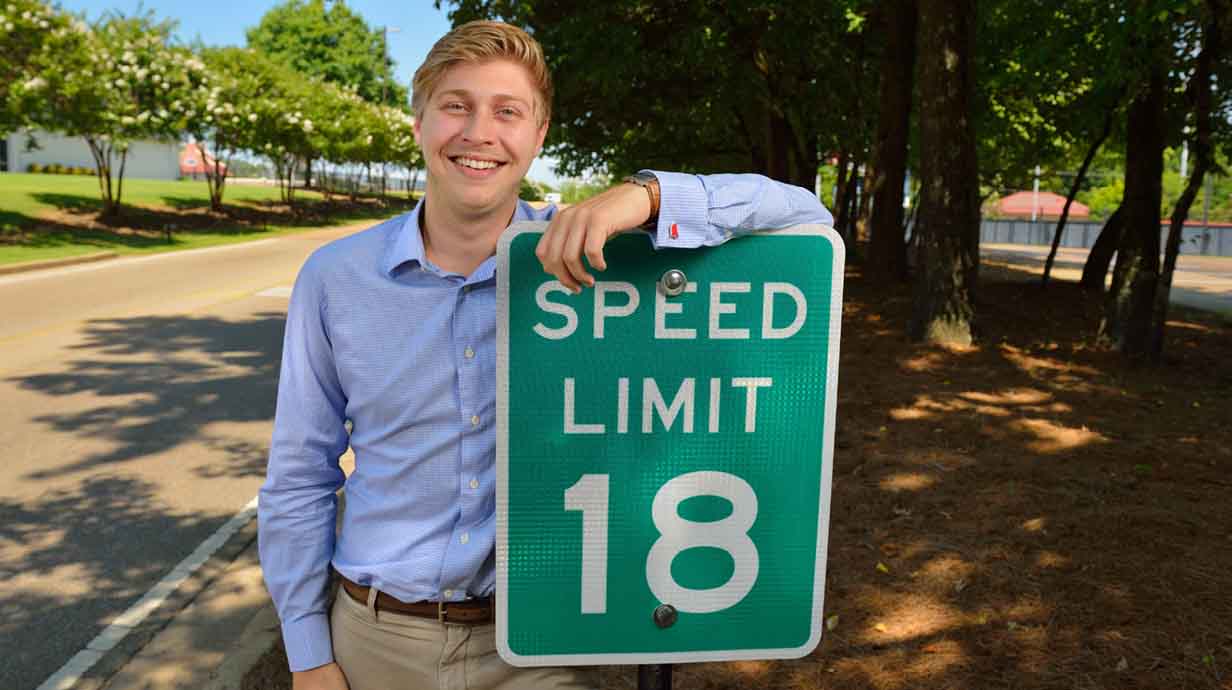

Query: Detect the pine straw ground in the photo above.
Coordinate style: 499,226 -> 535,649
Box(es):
245,260 -> 1232,690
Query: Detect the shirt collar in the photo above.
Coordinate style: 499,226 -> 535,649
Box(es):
383,198 -> 544,279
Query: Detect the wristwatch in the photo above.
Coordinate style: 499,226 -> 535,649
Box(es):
622,171 -> 660,228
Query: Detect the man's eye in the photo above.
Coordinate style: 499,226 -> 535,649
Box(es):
497,107 -> 520,118
444,102 -> 467,112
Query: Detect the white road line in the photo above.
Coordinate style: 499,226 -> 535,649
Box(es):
35,496 -> 260,690
0,240 -> 278,288
256,286 -> 293,298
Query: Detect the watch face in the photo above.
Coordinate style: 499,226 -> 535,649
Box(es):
625,172 -> 656,187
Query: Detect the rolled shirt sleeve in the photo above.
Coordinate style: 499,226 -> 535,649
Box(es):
258,253 -> 349,672
646,170 -> 834,248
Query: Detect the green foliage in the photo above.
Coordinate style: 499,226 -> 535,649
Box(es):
559,177 -> 612,204
519,177 -> 544,201
0,0 -> 83,134
247,0 -> 408,107
445,0 -> 872,188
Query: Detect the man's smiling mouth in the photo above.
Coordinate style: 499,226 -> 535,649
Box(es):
451,156 -> 506,170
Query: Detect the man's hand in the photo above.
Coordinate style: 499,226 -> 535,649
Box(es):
292,662 -> 349,690
535,182 -> 653,292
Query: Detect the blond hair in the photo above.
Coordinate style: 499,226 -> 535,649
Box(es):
412,20 -> 553,126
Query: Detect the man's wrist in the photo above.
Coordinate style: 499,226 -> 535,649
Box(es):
622,171 -> 660,227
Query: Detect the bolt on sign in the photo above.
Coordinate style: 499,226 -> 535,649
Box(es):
496,221 -> 844,666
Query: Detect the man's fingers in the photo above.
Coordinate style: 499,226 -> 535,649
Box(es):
539,213 -> 581,292
584,228 -> 608,273
561,219 -> 595,288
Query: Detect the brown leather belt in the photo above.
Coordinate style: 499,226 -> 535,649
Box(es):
339,576 -> 495,624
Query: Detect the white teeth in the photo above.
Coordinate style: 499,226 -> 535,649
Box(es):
455,157 -> 500,170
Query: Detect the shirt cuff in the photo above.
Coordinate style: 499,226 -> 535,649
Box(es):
281,611 -> 334,672
644,170 -> 711,248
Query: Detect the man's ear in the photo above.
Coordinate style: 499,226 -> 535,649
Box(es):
535,118 -> 549,152
412,116 -> 422,147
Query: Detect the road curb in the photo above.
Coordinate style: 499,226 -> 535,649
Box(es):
0,251 -> 118,276
201,604 -> 283,690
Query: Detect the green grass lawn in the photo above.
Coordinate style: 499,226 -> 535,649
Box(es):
0,173 -> 416,266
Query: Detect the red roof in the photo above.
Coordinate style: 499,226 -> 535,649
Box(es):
996,191 -> 1089,219
179,143 -> 227,176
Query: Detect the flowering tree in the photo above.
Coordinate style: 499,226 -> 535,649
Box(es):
185,47 -> 282,210
2,1 -> 87,134
16,12 -> 204,215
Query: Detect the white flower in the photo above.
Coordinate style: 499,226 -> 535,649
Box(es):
22,76 -> 46,91
114,78 -> 127,88
136,111 -> 149,122
121,115 -> 135,125
122,50 -> 135,64
135,68 -> 148,80
302,119 -> 314,133
248,113 -> 257,122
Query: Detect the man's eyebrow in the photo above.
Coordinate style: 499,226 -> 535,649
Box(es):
436,89 -> 531,106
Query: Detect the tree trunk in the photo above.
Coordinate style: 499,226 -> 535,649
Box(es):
1042,107 -> 1114,287
1150,8 -> 1219,362
833,151 -> 850,224
856,163 -> 874,241
1101,65 -> 1165,356
303,157 -> 313,189
840,160 -> 860,240
1081,205 -> 1124,291
909,0 -> 980,345
868,0 -> 917,281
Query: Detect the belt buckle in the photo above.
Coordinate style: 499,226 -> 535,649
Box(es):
437,600 -> 447,623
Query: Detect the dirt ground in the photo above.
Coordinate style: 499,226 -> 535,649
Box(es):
246,260 -> 1232,690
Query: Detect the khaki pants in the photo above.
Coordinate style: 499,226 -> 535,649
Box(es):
330,587 -> 599,690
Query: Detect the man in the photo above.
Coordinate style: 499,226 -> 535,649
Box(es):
259,20 -> 833,690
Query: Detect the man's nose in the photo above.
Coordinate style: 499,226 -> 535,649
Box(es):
462,112 -> 496,143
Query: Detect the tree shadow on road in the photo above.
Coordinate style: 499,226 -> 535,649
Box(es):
0,474 -> 230,690
9,312 -> 287,480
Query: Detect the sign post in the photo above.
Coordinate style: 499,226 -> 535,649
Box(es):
497,222 -> 844,668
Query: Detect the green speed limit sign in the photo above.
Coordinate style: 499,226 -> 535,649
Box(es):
496,222 -> 843,666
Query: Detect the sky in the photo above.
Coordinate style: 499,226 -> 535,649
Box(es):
55,0 -> 563,185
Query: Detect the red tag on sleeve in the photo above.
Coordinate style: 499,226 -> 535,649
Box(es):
669,223 -> 679,239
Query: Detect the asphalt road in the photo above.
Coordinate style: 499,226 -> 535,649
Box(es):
982,243 -> 1232,317
0,220 -> 378,690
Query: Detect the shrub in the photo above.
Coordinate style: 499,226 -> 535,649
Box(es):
27,163 -> 42,173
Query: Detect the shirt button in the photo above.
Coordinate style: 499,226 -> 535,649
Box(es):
471,415 -> 480,427
464,346 -> 475,359
460,532 -> 470,545
469,478 -> 479,489
444,589 -> 453,599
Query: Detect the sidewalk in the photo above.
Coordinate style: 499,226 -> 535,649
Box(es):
94,524 -> 287,690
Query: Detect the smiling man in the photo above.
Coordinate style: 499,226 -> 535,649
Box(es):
258,20 -> 832,690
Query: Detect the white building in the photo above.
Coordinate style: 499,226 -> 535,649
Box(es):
2,129 -> 180,180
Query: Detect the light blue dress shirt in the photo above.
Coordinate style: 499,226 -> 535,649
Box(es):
258,171 -> 833,671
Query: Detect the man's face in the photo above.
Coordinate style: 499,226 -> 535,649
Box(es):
414,59 -> 548,220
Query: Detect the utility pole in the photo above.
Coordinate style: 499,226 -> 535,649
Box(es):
381,25 -> 401,105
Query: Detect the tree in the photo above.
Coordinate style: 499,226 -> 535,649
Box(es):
185,47 -> 282,211
246,0 -> 407,108
18,12 -> 204,216
1150,0 -> 1227,360
0,0 -> 81,135
1100,11 -> 1172,356
909,0 -> 980,345
866,0 -> 917,280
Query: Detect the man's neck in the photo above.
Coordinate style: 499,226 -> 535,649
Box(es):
419,187 -> 518,277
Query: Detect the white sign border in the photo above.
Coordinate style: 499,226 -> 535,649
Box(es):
496,221 -> 845,667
